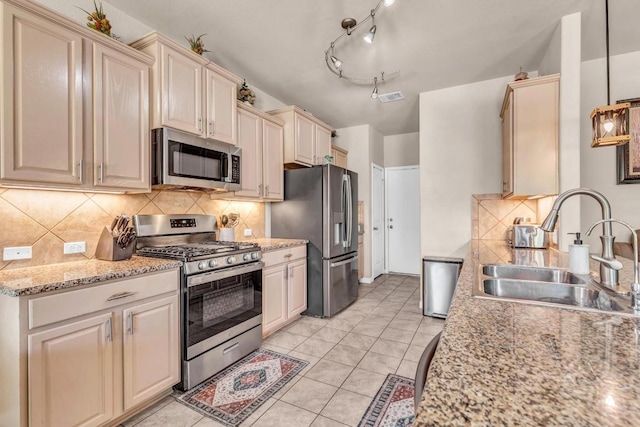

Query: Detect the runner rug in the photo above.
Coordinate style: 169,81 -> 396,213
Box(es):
177,349 -> 308,426
358,374 -> 416,427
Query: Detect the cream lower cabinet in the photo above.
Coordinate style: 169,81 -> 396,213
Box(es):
262,245 -> 307,337
0,0 -> 153,192
24,269 -> 180,427
234,102 -> 284,201
268,106 -> 333,167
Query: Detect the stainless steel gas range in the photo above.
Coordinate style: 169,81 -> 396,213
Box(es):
133,214 -> 263,391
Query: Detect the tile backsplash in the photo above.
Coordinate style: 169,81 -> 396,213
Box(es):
0,188 -> 264,270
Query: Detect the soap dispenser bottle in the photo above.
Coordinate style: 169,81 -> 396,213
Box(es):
568,232 -> 590,275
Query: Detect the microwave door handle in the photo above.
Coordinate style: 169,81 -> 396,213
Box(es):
221,154 -> 229,182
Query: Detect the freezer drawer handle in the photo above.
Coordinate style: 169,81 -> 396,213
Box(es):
330,256 -> 358,268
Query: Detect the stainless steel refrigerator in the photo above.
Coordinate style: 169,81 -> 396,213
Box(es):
271,164 -> 358,317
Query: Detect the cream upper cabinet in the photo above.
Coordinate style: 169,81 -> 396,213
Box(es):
234,102 -> 284,201
261,245 -> 307,337
0,1 -> 153,193
92,43 -> 150,190
28,313 -> 114,427
268,106 -> 334,167
122,294 -> 180,411
331,145 -> 348,169
131,32 -> 240,145
500,74 -> 559,198
1,4 -> 84,185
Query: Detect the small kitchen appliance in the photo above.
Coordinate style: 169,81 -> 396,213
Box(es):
133,214 -> 262,391
507,219 -> 549,249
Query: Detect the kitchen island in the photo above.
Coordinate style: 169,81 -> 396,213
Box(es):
415,240 -> 640,426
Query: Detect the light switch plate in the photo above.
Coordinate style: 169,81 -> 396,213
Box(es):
3,246 -> 32,261
64,241 -> 86,254
244,229 -> 252,237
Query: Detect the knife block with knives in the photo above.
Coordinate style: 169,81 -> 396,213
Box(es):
95,214 -> 136,261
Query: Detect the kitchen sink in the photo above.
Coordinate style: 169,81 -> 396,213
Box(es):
481,278 -> 625,312
474,263 -> 634,315
482,264 -> 586,285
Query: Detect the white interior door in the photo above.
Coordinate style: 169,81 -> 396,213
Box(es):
372,164 -> 384,278
386,166 -> 421,275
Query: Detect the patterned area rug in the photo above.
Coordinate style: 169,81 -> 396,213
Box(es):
358,374 -> 416,427
177,349 -> 308,426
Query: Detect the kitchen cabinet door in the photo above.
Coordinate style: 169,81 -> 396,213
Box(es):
28,313 -> 114,427
1,6 -> 83,185
294,113 -> 316,165
315,125 -> 332,165
205,69 -> 237,145
262,119 -> 284,201
262,264 -> 288,337
161,44 -> 203,135
332,146 -> 348,169
501,92 -> 514,197
92,43 -> 150,191
235,107 -> 262,198
122,294 -> 180,411
287,258 -> 307,318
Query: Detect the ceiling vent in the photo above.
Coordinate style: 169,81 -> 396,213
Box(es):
377,91 -> 404,103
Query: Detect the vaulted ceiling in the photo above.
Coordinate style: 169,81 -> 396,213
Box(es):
106,0 -> 640,136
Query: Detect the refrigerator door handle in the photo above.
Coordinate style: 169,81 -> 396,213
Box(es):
342,174 -> 349,248
346,174 -> 353,249
330,255 -> 358,268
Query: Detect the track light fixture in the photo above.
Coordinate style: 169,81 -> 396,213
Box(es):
324,0 -> 399,99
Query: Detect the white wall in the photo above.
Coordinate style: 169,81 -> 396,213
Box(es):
538,22 -> 561,76
420,76 -> 508,257
384,132 -> 419,167
581,50 -> 640,247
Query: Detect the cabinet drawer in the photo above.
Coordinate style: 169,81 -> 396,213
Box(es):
262,245 -> 306,267
29,269 -> 179,329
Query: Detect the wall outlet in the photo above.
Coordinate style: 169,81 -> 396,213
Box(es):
244,228 -> 252,237
3,246 -> 32,261
64,241 -> 86,254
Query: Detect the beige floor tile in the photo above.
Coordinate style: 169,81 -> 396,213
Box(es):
285,321 -> 325,337
403,345 -> 426,363
265,331 -> 308,350
134,401 -> 203,427
396,359 -> 418,379
323,344 -> 367,367
294,337 -> 336,358
320,389 -> 372,427
341,368 -> 387,398
369,338 -> 409,359
287,350 -> 321,376
339,332 -> 377,351
356,352 -> 402,375
252,401 -> 316,427
411,333 -> 438,349
387,318 -> 421,332
394,311 -> 425,322
121,395 -> 174,426
271,374 -> 302,399
417,323 -> 444,336
192,417 -> 227,426
311,327 -> 349,343
310,415 -> 349,427
326,317 -> 361,332
304,359 -> 354,387
351,323 -> 386,338
299,316 -> 332,327
238,398 -> 277,427
260,343 -> 291,355
360,315 -> 393,327
379,327 -> 415,344
280,377 -> 338,413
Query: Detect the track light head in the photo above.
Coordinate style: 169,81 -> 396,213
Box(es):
363,25 -> 376,43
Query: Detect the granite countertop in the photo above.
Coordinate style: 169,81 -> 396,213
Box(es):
0,256 -> 182,297
245,238 -> 308,252
415,240 -> 640,427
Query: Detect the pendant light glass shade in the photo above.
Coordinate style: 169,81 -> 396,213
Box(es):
590,103 -> 631,147
363,24 -> 376,43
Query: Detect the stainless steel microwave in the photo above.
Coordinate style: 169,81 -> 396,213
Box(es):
151,128 -> 241,192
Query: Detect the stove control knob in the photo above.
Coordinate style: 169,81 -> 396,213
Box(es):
209,259 -> 218,268
198,261 -> 208,270
251,252 -> 259,260
226,256 -> 235,265
243,253 -> 250,261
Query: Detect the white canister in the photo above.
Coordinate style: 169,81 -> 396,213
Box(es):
219,228 -> 235,242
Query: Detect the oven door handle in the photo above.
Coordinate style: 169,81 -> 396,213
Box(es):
187,261 -> 263,287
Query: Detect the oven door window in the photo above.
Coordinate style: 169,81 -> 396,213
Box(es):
168,140 -> 228,182
186,269 -> 262,349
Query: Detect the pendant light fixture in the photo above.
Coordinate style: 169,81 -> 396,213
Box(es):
590,0 -> 630,147
324,0 -> 399,98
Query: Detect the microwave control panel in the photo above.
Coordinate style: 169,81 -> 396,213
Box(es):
231,155 -> 240,183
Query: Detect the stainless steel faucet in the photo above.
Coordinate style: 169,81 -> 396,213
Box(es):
540,188 -> 619,290
586,219 -> 640,312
